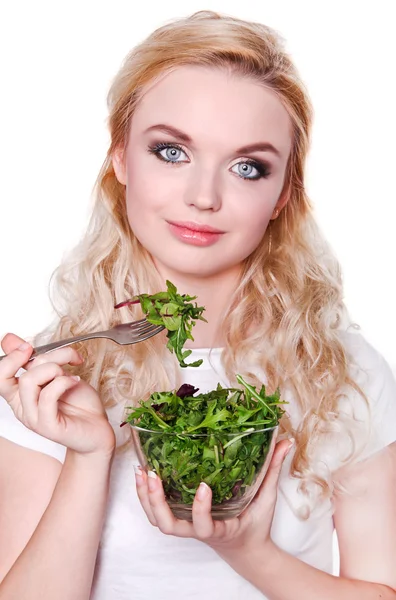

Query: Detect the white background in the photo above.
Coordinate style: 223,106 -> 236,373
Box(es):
1,1 -> 395,372
0,1 -> 395,372
1,0 -> 395,574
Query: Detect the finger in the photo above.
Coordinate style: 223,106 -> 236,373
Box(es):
1,336 -> 84,372
17,362 -> 66,426
1,332 -> 28,354
0,340 -> 34,399
191,483 -> 216,539
263,439 -> 294,494
29,346 -> 84,369
146,471 -> 193,538
35,375 -> 82,435
134,467 -> 158,526
0,333 -> 35,373
243,438 -> 294,521
249,439 -> 294,515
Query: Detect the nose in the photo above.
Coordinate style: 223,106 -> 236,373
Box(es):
183,167 -> 222,212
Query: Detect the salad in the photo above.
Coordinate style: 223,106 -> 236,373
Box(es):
123,376 -> 285,504
117,281 -> 286,506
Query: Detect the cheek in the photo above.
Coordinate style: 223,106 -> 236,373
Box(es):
125,171 -> 159,214
229,177 -> 283,241
124,154 -> 182,219
124,158 -> 157,237
246,210 -> 271,235
232,196 -> 273,237
243,217 -> 271,255
228,200 -> 273,259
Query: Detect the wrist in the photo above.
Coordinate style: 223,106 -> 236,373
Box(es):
216,539 -> 281,582
66,446 -> 116,465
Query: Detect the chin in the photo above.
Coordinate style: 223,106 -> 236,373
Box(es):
154,254 -> 239,279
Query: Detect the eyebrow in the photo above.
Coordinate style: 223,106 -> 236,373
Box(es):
143,123 -> 282,158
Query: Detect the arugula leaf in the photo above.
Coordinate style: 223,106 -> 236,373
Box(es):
186,402 -> 231,432
124,377 -> 286,505
114,280 -> 207,367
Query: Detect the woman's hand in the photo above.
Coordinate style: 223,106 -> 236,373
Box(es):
135,438 -> 293,564
0,333 -> 116,456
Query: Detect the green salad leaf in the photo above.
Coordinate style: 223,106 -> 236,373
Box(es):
123,375 -> 286,504
114,280 -> 206,367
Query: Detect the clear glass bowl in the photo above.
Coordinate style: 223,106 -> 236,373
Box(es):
130,424 -> 278,521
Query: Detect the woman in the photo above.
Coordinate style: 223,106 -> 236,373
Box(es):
0,10 -> 395,600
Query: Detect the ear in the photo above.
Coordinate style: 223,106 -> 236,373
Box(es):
112,146 -> 127,186
270,182 -> 290,220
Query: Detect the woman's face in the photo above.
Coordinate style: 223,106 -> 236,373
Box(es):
113,66 -> 292,280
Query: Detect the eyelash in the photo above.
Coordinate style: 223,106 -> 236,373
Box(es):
147,142 -> 271,181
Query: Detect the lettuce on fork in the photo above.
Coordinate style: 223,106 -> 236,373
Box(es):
115,280 -> 207,367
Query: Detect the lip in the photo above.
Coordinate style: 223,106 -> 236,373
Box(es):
166,220 -> 225,247
167,220 -> 225,234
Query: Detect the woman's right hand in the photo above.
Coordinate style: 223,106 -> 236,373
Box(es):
0,333 -> 116,456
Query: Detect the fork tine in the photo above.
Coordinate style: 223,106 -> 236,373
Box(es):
134,325 -> 164,343
120,317 -> 148,329
119,318 -> 165,332
106,322 -> 164,347
129,321 -> 163,335
117,324 -> 163,344
134,323 -> 164,337
116,323 -> 163,337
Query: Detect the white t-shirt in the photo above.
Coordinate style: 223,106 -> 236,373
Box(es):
1,327 -> 396,600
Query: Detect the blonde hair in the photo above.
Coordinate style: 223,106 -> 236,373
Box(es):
35,11 -> 367,517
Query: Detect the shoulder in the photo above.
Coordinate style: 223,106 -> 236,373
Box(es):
337,323 -> 396,460
338,324 -> 395,402
339,324 -> 385,366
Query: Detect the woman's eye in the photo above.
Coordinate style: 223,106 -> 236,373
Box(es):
148,143 -> 188,164
231,160 -> 270,181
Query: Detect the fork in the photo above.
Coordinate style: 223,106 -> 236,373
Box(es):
0,319 -> 165,362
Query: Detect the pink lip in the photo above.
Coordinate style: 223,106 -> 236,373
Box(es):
167,220 -> 225,247
167,220 -> 224,234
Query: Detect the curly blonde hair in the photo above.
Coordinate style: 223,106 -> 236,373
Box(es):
34,11 -> 367,517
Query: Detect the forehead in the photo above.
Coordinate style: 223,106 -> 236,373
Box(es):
131,66 -> 292,158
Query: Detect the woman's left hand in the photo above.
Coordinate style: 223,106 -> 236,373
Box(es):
134,438 -> 293,564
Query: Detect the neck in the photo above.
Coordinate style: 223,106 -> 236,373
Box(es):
154,264 -> 242,349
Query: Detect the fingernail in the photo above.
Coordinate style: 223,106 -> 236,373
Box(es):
147,470 -> 157,491
286,438 -> 295,456
196,482 -> 210,501
18,342 -> 30,351
134,465 -> 143,485
70,375 -> 80,382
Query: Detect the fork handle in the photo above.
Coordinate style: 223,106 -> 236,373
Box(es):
0,331 -> 108,362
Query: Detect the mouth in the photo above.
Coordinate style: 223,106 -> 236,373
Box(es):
166,220 -> 225,234
166,220 -> 225,247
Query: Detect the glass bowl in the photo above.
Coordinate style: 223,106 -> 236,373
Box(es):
130,424 -> 278,521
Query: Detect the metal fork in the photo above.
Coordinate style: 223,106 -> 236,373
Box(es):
0,319 -> 165,362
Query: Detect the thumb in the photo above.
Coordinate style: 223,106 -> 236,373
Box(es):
263,438 -> 294,494
243,438 -> 294,523
1,333 -> 29,354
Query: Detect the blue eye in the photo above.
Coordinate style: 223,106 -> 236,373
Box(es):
231,160 -> 270,181
147,143 -> 271,180
148,143 -> 188,164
